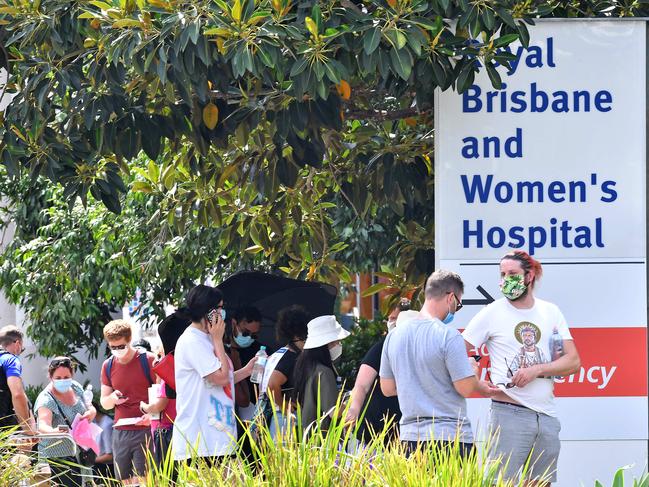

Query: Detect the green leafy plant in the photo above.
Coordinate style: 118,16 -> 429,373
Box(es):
336,317 -> 387,386
595,466 -> 649,487
23,383 -> 44,407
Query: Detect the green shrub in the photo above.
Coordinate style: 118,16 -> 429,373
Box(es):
336,318 -> 386,387
24,383 -> 44,408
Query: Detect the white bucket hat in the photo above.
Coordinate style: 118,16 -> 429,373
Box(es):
303,315 -> 350,350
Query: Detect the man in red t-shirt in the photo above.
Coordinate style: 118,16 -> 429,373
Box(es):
100,320 -> 154,484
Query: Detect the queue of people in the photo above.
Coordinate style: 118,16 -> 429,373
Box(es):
0,249 -> 580,486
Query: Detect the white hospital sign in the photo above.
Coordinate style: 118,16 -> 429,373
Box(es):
435,19 -> 648,486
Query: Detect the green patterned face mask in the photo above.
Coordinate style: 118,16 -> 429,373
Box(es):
500,274 -> 527,300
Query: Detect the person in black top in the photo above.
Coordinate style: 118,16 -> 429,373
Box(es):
228,306 -> 264,415
0,325 -> 36,434
263,305 -> 310,407
346,298 -> 412,444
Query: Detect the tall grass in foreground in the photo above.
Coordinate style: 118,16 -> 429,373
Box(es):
0,426 -> 37,486
144,395 -> 527,487
10,396 -> 645,486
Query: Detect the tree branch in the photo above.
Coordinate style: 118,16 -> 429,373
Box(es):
345,106 -> 432,121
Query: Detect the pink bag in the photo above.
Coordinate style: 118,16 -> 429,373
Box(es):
71,414 -> 103,455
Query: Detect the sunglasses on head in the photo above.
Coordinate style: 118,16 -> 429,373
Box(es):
49,358 -> 72,369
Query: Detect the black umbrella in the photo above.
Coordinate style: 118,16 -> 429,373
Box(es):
217,271 -> 338,347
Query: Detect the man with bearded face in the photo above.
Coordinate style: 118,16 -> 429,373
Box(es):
463,251 -> 581,486
510,325 -> 547,375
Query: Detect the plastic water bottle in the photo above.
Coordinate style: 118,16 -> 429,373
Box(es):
250,346 -> 268,384
548,327 -> 564,380
83,384 -> 94,408
549,327 -> 564,361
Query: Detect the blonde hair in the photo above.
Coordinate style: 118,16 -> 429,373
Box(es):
103,319 -> 132,342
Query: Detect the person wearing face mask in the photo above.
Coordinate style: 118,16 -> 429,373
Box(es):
227,306 -> 264,423
173,285 -> 256,466
34,357 -> 97,487
345,298 -> 411,445
0,325 -> 36,435
379,270 -> 499,458
292,315 -> 350,433
463,251 -> 581,486
100,320 -> 155,485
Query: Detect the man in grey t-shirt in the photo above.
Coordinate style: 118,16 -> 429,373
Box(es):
380,270 -> 499,456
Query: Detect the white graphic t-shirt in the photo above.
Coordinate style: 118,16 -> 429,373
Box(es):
173,327 -> 237,460
462,298 -> 572,417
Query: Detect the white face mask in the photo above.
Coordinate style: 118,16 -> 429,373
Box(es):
386,320 -> 396,332
329,343 -> 343,361
111,348 -> 128,360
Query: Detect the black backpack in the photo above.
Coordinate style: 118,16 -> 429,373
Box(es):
0,350 -> 18,428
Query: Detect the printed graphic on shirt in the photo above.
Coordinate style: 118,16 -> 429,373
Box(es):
208,394 -> 235,432
509,321 -> 548,375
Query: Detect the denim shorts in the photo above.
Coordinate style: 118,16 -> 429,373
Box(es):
488,401 -> 561,483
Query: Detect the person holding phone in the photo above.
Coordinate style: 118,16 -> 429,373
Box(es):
100,320 -> 155,485
173,285 -> 256,465
34,357 -> 96,487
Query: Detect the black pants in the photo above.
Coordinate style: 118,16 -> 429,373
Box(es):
48,457 -> 82,487
153,427 -> 173,466
403,440 -> 475,459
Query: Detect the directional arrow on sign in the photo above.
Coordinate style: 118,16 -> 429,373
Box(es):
462,285 -> 495,306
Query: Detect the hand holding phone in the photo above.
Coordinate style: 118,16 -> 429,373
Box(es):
113,390 -> 128,405
206,308 -> 225,341
206,309 -> 218,327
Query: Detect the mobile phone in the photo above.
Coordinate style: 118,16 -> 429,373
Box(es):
206,309 -> 218,325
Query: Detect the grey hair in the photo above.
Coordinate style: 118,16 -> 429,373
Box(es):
424,270 -> 464,299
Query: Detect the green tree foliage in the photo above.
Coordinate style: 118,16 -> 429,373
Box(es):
0,160 -> 253,358
0,0 -> 523,276
0,0 -> 647,356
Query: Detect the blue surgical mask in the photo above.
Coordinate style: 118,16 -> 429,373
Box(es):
53,379 -> 73,393
220,308 -> 227,321
234,333 -> 255,348
442,312 -> 455,324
